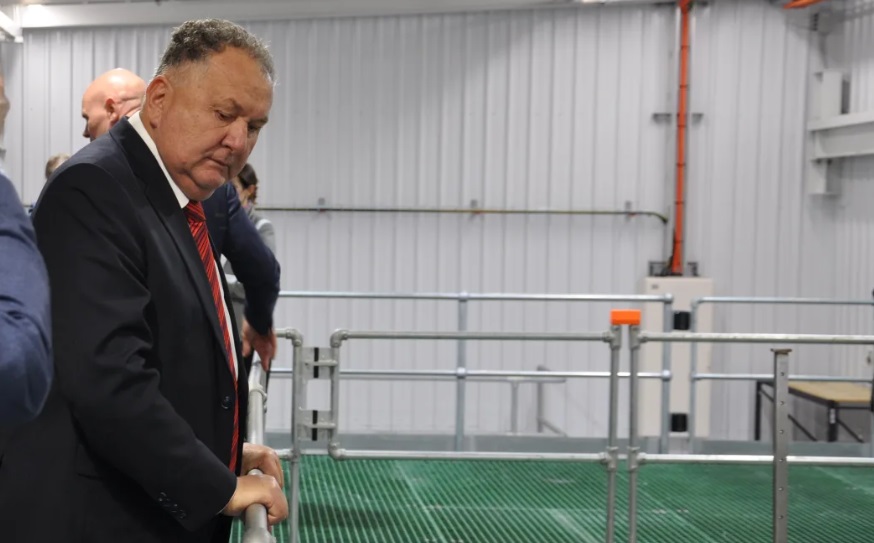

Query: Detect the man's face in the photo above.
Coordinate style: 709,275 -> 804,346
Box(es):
148,47 -> 273,202
81,87 -> 111,141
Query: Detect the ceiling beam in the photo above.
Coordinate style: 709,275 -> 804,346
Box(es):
0,9 -> 20,42
20,0 -> 563,28
16,0 -> 672,29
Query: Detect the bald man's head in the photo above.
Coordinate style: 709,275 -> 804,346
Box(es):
81,68 -> 146,141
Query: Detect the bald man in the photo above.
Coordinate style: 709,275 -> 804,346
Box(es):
81,68 -> 147,141
80,69 -> 280,369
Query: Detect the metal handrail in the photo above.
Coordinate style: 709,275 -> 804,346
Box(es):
278,290 -> 672,303
280,322 -> 874,543
687,295 -> 874,453
277,289 -> 676,453
630,329 -> 874,543
242,360 -> 275,543
307,324 -> 626,543
258,204 -> 670,223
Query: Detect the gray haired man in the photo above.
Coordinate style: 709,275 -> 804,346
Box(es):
0,19 -> 287,543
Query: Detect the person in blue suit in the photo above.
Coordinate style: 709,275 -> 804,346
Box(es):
0,173 -> 52,425
203,183 -> 279,374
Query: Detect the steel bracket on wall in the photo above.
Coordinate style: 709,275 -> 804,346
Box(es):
805,70 -> 874,196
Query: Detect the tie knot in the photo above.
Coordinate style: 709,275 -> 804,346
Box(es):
184,201 -> 205,223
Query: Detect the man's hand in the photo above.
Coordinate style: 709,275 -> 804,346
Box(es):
242,319 -> 276,371
221,473 -> 288,525
242,442 -> 284,488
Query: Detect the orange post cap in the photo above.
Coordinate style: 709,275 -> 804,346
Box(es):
610,309 -> 642,326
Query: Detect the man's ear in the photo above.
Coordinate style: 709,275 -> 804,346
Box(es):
105,97 -> 120,124
143,75 -> 171,127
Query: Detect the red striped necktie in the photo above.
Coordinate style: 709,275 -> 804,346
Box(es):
183,200 -> 239,473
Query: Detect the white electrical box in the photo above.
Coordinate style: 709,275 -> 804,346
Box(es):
639,277 -> 714,438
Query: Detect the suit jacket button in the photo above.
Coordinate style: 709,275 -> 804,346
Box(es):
221,396 -> 231,409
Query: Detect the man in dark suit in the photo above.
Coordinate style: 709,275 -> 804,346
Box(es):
82,68 -> 280,374
0,19 -> 287,543
0,173 -> 52,425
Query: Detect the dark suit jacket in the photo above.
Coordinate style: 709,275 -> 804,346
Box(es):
203,183 -> 279,335
0,173 -> 52,425
0,119 -> 247,543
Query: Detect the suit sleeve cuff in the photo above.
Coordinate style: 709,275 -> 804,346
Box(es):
244,306 -> 272,336
169,452 -> 238,531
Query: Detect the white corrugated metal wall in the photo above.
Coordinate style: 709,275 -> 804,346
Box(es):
258,7 -> 674,438
830,0 -> 874,368
688,0 -> 874,441
2,0 -> 871,439
689,0 -> 827,441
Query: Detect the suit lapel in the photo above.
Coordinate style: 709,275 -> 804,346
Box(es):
110,119 -> 233,377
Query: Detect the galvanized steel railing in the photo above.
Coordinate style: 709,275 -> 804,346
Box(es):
264,292 -> 874,543
277,290 -> 676,452
242,360 -> 276,543
687,296 -> 874,452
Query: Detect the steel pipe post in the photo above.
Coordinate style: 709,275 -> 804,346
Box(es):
536,366 -> 546,433
288,331 -> 304,543
605,325 -> 621,543
660,296 -> 674,454
870,411 -> 874,458
455,295 -> 469,452
510,381 -> 520,434
688,302 -> 699,453
772,349 -> 790,543
628,325 -> 642,543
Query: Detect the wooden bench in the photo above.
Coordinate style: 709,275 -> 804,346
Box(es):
754,380 -> 871,442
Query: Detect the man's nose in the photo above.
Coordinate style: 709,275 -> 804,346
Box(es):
223,119 -> 247,152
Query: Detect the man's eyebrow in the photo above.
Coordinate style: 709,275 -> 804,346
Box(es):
216,99 -> 240,112
218,99 -> 268,125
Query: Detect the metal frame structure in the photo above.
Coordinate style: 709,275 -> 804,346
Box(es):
687,295 -> 874,453
270,325 -> 874,543
277,290 -> 676,452
633,329 -> 874,543
241,292 -> 874,543
280,325 -> 638,543
270,364 -> 575,437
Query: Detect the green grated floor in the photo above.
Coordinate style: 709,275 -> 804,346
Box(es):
231,456 -> 874,542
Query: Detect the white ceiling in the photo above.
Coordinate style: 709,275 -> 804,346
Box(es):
13,0 -> 229,4
0,0 -> 672,42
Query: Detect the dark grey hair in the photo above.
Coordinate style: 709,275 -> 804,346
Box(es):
155,19 -> 274,81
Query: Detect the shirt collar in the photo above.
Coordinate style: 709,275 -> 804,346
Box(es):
127,112 -> 188,209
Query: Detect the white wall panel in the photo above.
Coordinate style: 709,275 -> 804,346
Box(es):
689,0 -> 874,440
256,8 -> 675,437
827,0 -> 874,400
